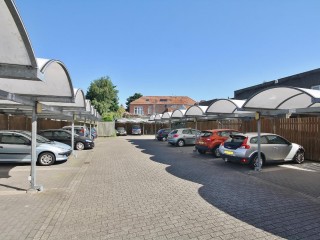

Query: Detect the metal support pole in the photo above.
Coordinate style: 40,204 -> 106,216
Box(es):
71,118 -> 76,157
255,118 -> 262,171
29,107 -> 43,192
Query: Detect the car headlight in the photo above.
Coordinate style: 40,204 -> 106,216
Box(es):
85,139 -> 93,142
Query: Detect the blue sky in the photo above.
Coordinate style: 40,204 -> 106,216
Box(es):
15,0 -> 320,106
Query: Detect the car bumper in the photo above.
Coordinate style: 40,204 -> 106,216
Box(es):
56,150 -> 72,161
195,145 -> 210,152
85,142 -> 95,149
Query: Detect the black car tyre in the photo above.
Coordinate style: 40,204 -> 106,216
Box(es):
212,146 -> 221,158
198,149 -> 206,154
293,151 -> 305,164
250,154 -> 263,169
75,142 -> 85,150
177,139 -> 185,147
38,152 -> 55,166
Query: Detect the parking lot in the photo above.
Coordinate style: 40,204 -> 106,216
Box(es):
0,135 -> 320,240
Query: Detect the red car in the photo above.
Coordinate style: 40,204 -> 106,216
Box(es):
195,129 -> 240,157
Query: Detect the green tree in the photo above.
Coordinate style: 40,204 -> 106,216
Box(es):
86,76 -> 119,117
125,93 -> 142,111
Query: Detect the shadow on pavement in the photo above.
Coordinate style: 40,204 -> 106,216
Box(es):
128,138 -> 320,239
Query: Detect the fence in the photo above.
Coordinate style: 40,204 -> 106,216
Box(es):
1,113 -> 320,161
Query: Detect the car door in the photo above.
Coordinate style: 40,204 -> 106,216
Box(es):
0,133 -> 31,162
53,131 -> 72,145
190,129 -> 200,145
265,135 -> 292,161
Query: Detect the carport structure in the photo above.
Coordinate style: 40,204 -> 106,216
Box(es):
0,1 -> 75,191
185,105 -> 208,130
0,58 -> 75,191
241,86 -> 320,171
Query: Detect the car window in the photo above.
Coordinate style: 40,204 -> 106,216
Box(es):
1,133 -> 29,145
182,129 -> 190,134
170,130 -> 178,134
220,131 -> 231,137
53,131 -> 70,138
226,135 -> 246,143
41,132 -> 52,138
200,131 -> 212,137
266,135 -> 289,144
250,136 -> 268,144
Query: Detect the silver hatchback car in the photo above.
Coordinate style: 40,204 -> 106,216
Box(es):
219,132 -> 305,168
0,130 -> 72,166
167,128 -> 201,147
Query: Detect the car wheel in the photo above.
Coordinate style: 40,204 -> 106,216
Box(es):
294,151 -> 305,164
75,142 -> 85,150
38,152 -> 55,166
177,139 -> 185,147
198,149 -> 205,154
250,154 -> 264,169
212,146 -> 221,158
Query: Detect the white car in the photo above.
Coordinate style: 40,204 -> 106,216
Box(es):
0,130 -> 72,166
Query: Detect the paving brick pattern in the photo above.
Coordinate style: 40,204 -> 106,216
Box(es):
0,136 -> 320,239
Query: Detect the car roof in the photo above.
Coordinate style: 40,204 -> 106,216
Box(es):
231,132 -> 276,137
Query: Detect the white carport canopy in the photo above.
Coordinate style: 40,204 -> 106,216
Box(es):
155,114 -> 163,121
242,87 -> 320,113
149,114 -> 155,121
185,105 -> 208,117
161,112 -> 172,120
0,0 -> 42,80
206,99 -> 254,118
171,109 -> 186,118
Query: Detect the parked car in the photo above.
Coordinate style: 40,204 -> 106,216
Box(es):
156,128 -> 171,141
219,132 -> 305,168
131,125 -> 142,135
167,128 -> 201,147
38,129 -> 94,150
91,127 -> 98,140
62,125 -> 89,137
195,129 -> 240,157
0,130 -> 72,166
116,127 -> 127,136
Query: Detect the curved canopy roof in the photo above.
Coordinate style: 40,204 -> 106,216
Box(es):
185,106 -> 208,117
0,0 -> 41,80
0,58 -> 74,103
155,114 -> 163,121
162,112 -> 172,120
149,115 -> 155,121
42,88 -> 85,109
206,99 -> 245,114
171,109 -> 186,118
242,87 -> 320,111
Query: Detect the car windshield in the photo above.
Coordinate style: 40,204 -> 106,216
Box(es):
22,131 -> 51,143
132,125 -> 140,129
117,127 -> 125,130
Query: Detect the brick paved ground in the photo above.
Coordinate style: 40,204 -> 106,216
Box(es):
0,136 -> 320,239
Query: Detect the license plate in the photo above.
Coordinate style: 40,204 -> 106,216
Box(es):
224,150 -> 234,155
198,141 -> 204,145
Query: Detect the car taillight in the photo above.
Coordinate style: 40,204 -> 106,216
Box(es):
173,134 -> 179,138
220,142 -> 224,146
239,137 -> 250,149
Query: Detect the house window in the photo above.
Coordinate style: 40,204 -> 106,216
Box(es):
160,99 -> 167,102
134,106 -> 143,115
148,106 -> 153,114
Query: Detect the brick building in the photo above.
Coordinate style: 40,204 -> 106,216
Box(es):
129,96 -> 196,116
